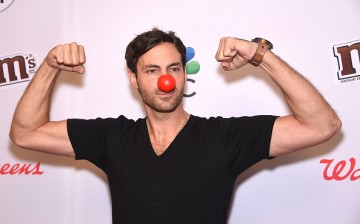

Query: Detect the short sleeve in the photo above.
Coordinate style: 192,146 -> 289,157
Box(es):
218,115 -> 278,175
67,115 -> 133,171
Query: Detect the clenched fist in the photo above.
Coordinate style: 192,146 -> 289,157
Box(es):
215,37 -> 257,71
46,42 -> 86,74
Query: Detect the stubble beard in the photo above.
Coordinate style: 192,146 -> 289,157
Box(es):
138,86 -> 184,113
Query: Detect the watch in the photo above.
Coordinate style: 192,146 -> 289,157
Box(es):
249,37 -> 273,66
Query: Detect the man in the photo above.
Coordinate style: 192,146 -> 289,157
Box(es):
9,28 -> 341,223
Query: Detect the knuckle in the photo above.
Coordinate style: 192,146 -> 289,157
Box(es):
70,42 -> 78,48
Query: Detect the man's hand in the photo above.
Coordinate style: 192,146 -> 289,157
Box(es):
215,37 -> 257,71
46,42 -> 86,74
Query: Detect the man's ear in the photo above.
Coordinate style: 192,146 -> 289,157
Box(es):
128,70 -> 138,89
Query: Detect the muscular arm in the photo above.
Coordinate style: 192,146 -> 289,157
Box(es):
215,38 -> 342,157
9,43 -> 86,157
260,50 -> 341,156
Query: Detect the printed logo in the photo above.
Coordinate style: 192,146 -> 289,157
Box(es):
0,0 -> 15,13
184,47 -> 200,98
0,54 -> 37,87
333,39 -> 360,84
0,162 -> 44,175
320,157 -> 360,181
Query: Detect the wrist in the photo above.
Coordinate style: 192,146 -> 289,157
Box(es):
32,62 -> 61,83
248,38 -> 273,66
39,61 -> 60,75
248,42 -> 258,61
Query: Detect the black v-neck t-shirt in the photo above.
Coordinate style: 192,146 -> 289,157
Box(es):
68,115 -> 277,224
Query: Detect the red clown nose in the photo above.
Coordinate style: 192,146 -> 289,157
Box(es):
157,74 -> 176,92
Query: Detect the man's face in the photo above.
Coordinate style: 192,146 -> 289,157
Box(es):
129,43 -> 186,113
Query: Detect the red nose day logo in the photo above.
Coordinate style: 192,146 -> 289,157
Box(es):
0,0 -> 15,13
333,39 -> 360,83
0,54 -> 37,87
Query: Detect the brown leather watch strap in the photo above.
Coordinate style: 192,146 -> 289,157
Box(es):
249,38 -> 272,66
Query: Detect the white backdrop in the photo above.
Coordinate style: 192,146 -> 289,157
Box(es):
1,0 -> 359,223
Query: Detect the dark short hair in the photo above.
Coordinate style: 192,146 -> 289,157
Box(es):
125,28 -> 186,75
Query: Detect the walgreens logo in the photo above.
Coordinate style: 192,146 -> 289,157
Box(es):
0,162 -> 43,175
320,157 -> 359,181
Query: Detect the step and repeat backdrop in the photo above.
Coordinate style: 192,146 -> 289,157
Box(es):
1,0 -> 359,223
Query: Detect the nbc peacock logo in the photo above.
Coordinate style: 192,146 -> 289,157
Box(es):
184,47 -> 200,97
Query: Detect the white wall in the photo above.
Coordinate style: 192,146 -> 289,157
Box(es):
1,0 -> 359,223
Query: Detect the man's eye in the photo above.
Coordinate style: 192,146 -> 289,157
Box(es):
147,69 -> 156,74
170,67 -> 180,72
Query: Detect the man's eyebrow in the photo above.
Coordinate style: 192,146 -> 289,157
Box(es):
143,62 -> 182,69
168,62 -> 182,67
144,64 -> 160,68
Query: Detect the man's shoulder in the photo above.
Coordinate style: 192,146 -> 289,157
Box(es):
67,115 -> 147,132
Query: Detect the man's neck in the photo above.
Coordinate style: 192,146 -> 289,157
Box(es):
145,108 -> 189,155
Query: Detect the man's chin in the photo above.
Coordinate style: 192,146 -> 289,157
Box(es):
142,91 -> 183,113
151,105 -> 178,113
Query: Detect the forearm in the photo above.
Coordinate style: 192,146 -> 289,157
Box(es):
10,62 -> 60,144
260,51 -> 341,135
